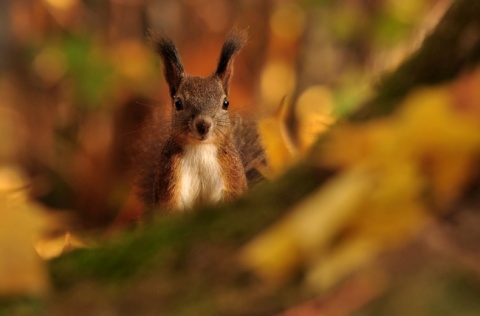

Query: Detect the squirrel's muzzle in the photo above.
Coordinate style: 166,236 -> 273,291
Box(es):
193,116 -> 213,139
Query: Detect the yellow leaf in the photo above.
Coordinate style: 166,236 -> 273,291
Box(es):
35,231 -> 87,260
398,87 -> 480,205
306,237 -> 381,291
319,120 -> 392,169
0,166 -> 50,296
295,85 -> 336,152
257,98 -> 297,176
241,166 -> 373,283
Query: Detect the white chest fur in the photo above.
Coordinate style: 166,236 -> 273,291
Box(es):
178,144 -> 225,209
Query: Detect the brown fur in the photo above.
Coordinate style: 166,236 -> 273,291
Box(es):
218,136 -> 248,200
152,137 -> 183,210
137,30 -> 251,212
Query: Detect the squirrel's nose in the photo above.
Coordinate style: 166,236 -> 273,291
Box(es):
194,117 -> 212,136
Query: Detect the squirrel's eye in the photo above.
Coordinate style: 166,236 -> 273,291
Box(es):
222,98 -> 229,110
174,98 -> 183,110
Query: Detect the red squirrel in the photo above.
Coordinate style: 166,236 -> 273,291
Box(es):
137,30 -> 253,212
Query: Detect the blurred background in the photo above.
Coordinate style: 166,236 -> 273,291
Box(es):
0,0 -> 449,230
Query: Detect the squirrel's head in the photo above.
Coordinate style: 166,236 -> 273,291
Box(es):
153,30 -> 247,144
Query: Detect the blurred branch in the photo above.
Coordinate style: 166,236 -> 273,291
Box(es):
353,0 -> 480,120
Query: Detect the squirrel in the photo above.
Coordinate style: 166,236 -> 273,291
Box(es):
136,30 -> 264,212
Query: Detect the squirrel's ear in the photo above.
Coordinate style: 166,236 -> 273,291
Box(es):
215,29 -> 247,94
150,33 -> 184,97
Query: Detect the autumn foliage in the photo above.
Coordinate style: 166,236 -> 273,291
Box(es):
2,0 -> 480,315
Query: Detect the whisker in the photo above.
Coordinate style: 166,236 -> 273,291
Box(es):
123,125 -> 153,136
135,101 -> 155,109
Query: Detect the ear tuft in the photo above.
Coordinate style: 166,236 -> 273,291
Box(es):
215,29 -> 247,94
148,31 -> 185,97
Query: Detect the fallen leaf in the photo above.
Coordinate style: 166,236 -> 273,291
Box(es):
0,167 -> 49,296
257,97 -> 297,177
241,166 -> 373,283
